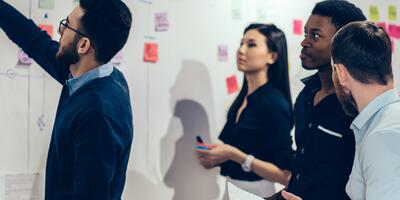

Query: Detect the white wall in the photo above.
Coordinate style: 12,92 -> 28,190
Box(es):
0,0 -> 399,199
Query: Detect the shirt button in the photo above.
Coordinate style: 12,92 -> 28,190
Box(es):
308,123 -> 312,128
296,174 -> 300,180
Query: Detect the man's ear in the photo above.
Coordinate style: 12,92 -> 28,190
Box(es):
77,37 -> 92,54
334,63 -> 350,86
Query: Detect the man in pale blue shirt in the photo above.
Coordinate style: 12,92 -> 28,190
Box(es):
331,21 -> 400,199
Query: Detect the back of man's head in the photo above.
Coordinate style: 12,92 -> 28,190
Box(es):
79,0 -> 132,63
312,0 -> 366,31
332,21 -> 393,85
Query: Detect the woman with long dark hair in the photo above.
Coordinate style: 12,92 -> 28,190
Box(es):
197,24 -> 293,198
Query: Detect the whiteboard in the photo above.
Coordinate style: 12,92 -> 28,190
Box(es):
0,0 -> 399,199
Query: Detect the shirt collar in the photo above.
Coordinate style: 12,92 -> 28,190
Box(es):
301,73 -> 321,91
247,82 -> 271,100
351,88 -> 399,131
66,62 -> 114,95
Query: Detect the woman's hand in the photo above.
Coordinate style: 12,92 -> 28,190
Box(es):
196,143 -> 238,169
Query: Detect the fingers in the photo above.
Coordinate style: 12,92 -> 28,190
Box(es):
196,148 -> 211,156
203,163 -> 214,169
199,156 -> 212,164
199,155 -> 220,168
199,158 -> 215,169
281,190 -> 302,200
199,157 -> 217,165
196,144 -> 220,170
198,156 -> 211,163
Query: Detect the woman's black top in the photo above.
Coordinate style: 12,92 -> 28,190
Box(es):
219,82 -> 293,181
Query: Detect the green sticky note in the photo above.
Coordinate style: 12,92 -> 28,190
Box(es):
369,5 -> 379,21
39,0 -> 55,9
231,0 -> 242,20
389,5 -> 397,21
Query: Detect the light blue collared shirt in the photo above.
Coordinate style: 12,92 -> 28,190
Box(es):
346,88 -> 400,200
66,62 -> 114,95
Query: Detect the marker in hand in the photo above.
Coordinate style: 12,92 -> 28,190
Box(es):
197,136 -> 208,144
196,136 -> 213,150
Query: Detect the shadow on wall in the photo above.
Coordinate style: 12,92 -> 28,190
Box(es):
123,169 -> 171,199
160,60 -> 220,200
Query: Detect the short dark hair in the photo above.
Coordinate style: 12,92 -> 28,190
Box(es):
332,21 -> 393,85
79,0 -> 132,63
312,0 -> 366,30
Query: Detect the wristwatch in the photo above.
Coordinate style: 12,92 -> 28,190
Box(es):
241,154 -> 255,172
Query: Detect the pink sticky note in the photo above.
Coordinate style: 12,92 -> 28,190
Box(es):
143,43 -> 159,63
111,51 -> 124,65
376,22 -> 387,31
18,49 -> 33,65
395,25 -> 400,39
293,19 -> 303,35
154,12 -> 169,32
226,75 -> 239,94
218,45 -> 228,62
388,24 -> 400,39
38,24 -> 54,38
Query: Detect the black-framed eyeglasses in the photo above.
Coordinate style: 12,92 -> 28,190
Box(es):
58,19 -> 95,49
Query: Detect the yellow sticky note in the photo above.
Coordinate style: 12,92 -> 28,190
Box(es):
369,5 -> 379,21
39,0 -> 55,9
389,5 -> 397,21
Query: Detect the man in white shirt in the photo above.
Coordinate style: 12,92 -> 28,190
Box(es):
331,21 -> 400,200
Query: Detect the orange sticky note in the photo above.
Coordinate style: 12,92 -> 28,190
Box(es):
38,24 -> 54,38
143,42 -> 159,63
293,19 -> 303,35
226,75 -> 239,94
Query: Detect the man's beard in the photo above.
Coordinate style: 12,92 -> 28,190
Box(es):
55,35 -> 80,64
333,76 -> 359,117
